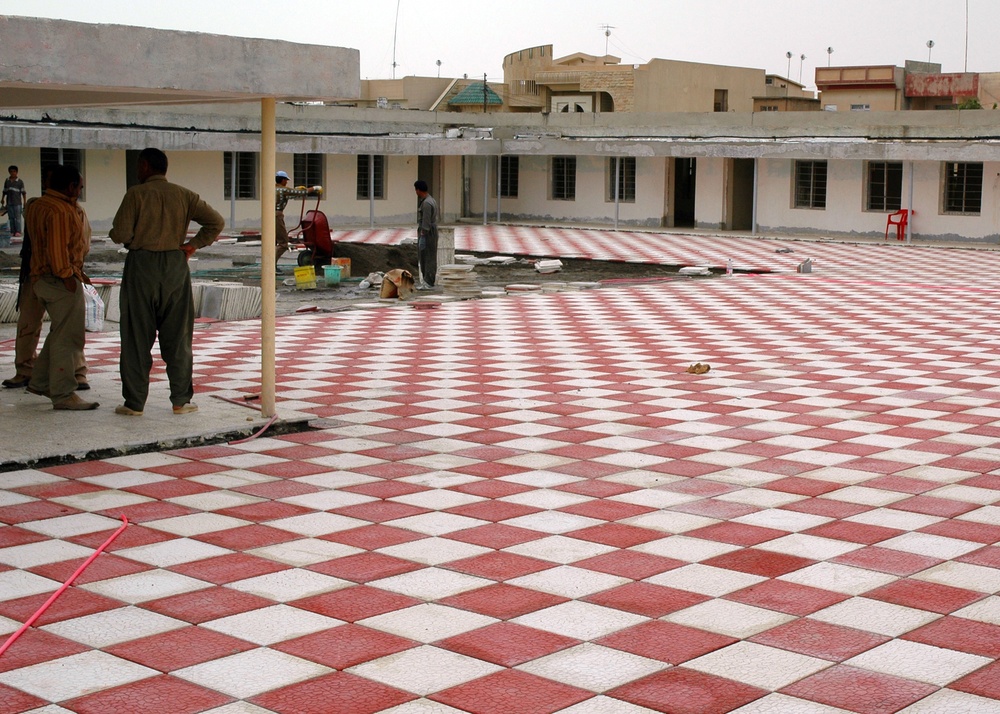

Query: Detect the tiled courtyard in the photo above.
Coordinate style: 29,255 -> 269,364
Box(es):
3,227 -> 1000,713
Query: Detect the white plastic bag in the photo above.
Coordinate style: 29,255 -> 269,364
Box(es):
83,283 -> 104,332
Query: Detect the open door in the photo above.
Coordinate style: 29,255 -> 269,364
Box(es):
730,159 -> 754,231
673,158 -> 696,228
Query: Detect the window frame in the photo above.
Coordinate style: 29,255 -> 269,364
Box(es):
942,161 -> 983,215
223,151 -> 259,201
499,155 -> 519,198
551,156 -> 576,201
294,153 -> 324,188
606,157 -> 636,203
356,155 -> 386,200
793,160 -> 828,210
865,161 -> 903,212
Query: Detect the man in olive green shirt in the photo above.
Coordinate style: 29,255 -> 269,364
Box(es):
109,148 -> 224,416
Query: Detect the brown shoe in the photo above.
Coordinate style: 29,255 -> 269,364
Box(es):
2,375 -> 29,389
53,393 -> 99,411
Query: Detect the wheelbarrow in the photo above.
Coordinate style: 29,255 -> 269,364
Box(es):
286,186 -> 333,269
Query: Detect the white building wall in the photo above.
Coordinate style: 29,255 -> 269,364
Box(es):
694,157 -> 726,230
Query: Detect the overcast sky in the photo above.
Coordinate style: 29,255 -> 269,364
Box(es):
11,1 -> 996,87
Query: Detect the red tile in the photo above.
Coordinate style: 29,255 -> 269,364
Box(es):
29,552 -> 153,585
0,526 -> 48,548
193,524 -> 301,550
290,585 -> 421,622
332,501 -> 429,522
892,495 -> 980,518
245,461 -> 333,478
99,501 -> 195,523
353,461 -> 434,479
231,478 -> 323,498
450,480 -> 533,499
863,475 -> 939,494
169,553 -> 287,584
141,586 -> 272,624
308,552 -> 424,583
598,620 -> 737,664
261,444 -> 343,460
431,669 -> 592,714
14,480 -> 104,499
251,672 -> 415,714
585,583 -> 710,618
122,479 -> 215,500
780,665 -> 936,712
726,579 -> 848,616
341,480 -> 428,499
686,522 -> 787,547
920,519 -> 1000,544
446,500 -> 541,522
702,548 -> 813,578
647,460 -> 727,478
438,622 -> 578,667
0,682 -> 46,714
831,546 -> 943,576
903,616 -> 1000,658
574,550 -> 684,580
444,551 -> 554,580
0,587 -> 122,627
440,583 -> 568,620
0,628 -> 88,674
548,460 -> 628,478
671,498 -> 758,519
749,619 -> 890,661
766,477 -> 843,496
446,523 -> 546,549
609,667 -> 766,714
144,461 -> 228,478
273,623 -> 417,669
453,461 -> 531,478
959,545 -> 1000,568
780,498 -> 871,518
41,461 -> 130,478
802,520 -> 903,545
565,522 -> 663,548
320,524 -> 426,549
558,498 -> 655,521
960,474 -> 1000,491
952,661 -> 1000,699
69,524 -> 177,552
104,626 -> 255,671
0,500 -> 81,524
865,578 -> 986,615
553,480 -> 637,498
214,500 -> 312,522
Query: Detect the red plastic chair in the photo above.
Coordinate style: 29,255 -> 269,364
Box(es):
885,209 -> 909,241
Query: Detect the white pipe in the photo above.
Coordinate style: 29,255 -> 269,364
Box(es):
613,157 -> 621,231
483,155 -> 489,226
751,159 -> 759,235
260,98 -> 276,418
369,154 -> 375,228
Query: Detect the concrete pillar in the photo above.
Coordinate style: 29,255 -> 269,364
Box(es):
437,227 -> 455,272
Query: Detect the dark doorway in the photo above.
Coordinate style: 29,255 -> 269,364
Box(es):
673,158 -> 696,227
731,159 -> 754,231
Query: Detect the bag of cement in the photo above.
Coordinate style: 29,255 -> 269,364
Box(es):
381,269 -> 415,299
83,283 -> 104,332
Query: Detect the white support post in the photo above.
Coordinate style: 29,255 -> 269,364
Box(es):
260,98 -> 277,418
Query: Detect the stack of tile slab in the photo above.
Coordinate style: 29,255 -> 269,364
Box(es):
437,264 -> 481,298
195,282 -> 262,320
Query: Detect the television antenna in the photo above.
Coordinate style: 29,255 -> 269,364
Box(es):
926,39 -> 935,63
391,0 -> 401,78
600,24 -> 615,55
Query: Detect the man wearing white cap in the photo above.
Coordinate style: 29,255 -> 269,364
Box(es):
275,170 -> 291,267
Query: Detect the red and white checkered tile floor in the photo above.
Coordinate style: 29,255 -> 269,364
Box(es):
3,227 -> 1000,713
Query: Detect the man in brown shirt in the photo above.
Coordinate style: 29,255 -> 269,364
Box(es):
109,148 -> 224,416
25,164 -> 98,410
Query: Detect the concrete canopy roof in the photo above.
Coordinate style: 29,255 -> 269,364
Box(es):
0,15 -> 360,109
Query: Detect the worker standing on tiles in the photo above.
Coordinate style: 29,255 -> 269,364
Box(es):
414,180 -> 438,288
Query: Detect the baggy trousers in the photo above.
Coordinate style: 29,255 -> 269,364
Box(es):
13,284 -> 88,382
418,226 -> 438,286
30,276 -> 85,404
120,249 -> 194,410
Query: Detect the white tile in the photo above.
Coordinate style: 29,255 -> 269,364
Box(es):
912,561 -> 1000,593
512,601 -> 647,641
142,513 -> 252,536
81,570 -> 211,603
730,693 -> 853,713
926,484 -> 1000,505
247,538 -> 362,567
0,570 -> 61,599
517,643 -> 667,692
501,511 -> 604,534
202,604 -> 342,645
199,702 -> 276,714
664,599 -> 794,638
347,645 -> 502,696
820,486 -> 910,507
0,469 -> 63,489
877,532 -> 983,559
646,564 -> 767,597
265,512 -> 368,537
227,569 -> 352,601
957,505 -> 1000,526
951,596 -> 1000,625
898,688 -> 1000,713
500,489 -> 594,510
716,488 -> 806,508
685,641 -> 832,690
385,512 -> 489,536
168,490 -> 265,511
378,700 -> 470,714
622,511 -> 720,533
811,597 -> 940,637
378,537 -> 490,566
277,489 -> 379,510
845,639 -> 990,686
0,651 -> 156,701
779,562 -> 896,595
175,648 -> 331,698
503,535 -> 615,564
631,535 -> 741,562
389,490 -> 484,510
189,469 -> 278,489
19,513 -> 125,538
398,472 -> 483,489
116,538 -> 232,567
756,534 -> 862,560
0,539 -> 95,568
104,453 -> 189,469
369,567 -> 493,600
359,603 -> 498,642
507,566 -> 628,599
555,697 -> 663,714
609,489 -> 701,509
41,606 -> 186,647
733,509 -> 833,532
845,509 -> 943,531
50,490 -> 153,512
81,470 -> 172,489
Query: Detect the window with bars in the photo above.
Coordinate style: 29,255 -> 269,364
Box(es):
223,152 -> 258,200
39,147 -> 85,200
794,160 -> 827,209
500,156 -> 519,198
866,161 -> 903,212
294,154 -> 324,187
943,162 -> 983,214
356,155 -> 385,200
551,156 -> 576,201
607,157 -> 636,203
